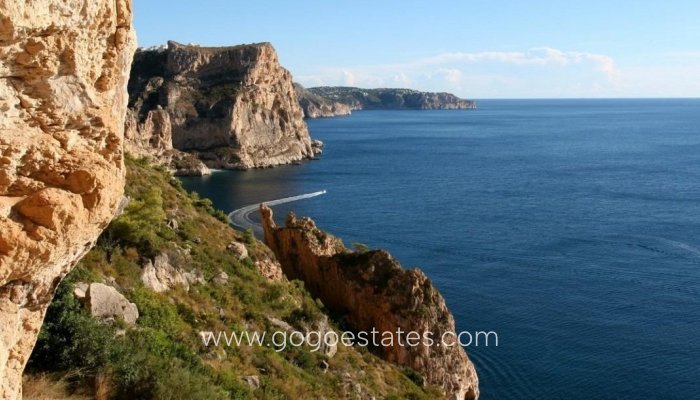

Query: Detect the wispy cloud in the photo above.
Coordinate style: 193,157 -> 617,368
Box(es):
295,47 -> 622,97
416,47 -> 618,80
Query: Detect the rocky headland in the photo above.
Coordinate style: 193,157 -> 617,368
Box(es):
261,204 -> 479,400
0,0 -> 135,398
126,41 -> 320,173
297,86 -> 477,118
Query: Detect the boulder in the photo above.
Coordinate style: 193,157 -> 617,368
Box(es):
227,241 -> 248,260
213,271 -> 229,286
73,282 -> 89,300
85,283 -> 138,325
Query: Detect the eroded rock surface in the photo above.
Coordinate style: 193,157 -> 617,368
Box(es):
0,1 -> 135,397
127,41 -> 317,170
140,252 -> 204,293
261,204 -> 479,400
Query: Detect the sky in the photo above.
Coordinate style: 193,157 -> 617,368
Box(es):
133,1 -> 700,98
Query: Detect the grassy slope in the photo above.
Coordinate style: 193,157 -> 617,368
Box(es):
24,156 -> 440,400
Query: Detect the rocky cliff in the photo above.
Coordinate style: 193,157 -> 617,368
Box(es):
126,41 -> 320,171
295,83 -> 352,118
261,205 -> 479,400
0,0 -> 135,398
303,86 -> 476,115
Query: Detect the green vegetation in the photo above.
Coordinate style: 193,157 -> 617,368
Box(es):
203,83 -> 241,103
25,156 -> 439,399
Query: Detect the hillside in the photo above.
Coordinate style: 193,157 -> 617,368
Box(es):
22,157 -> 442,400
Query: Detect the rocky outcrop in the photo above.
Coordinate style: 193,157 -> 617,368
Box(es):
0,1 -> 135,398
140,252 -> 204,293
124,97 -> 211,176
260,205 -> 479,400
295,83 -> 352,118
79,283 -> 139,325
305,86 -> 477,112
126,41 -> 318,170
226,240 -> 248,260
254,259 -> 284,282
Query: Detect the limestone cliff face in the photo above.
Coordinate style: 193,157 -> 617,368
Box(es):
0,1 -> 135,398
261,205 -> 479,400
294,83 -> 352,118
127,41 -> 317,170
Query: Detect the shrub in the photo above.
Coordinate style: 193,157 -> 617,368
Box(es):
29,276 -> 231,399
108,187 -> 167,255
28,281 -> 114,376
287,294 -> 324,327
190,192 -> 229,223
130,287 -> 188,337
242,228 -> 255,245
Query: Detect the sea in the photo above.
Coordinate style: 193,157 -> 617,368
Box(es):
180,99 -> 700,399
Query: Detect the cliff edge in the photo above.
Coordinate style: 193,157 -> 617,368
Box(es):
126,41 -> 319,170
261,204 -> 479,400
0,0 -> 136,398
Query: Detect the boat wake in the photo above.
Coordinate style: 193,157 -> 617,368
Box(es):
227,190 -> 327,234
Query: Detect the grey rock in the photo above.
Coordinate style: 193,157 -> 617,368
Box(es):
166,218 -> 179,230
86,283 -> 139,325
73,282 -> 89,300
140,252 -> 203,293
227,241 -> 248,260
242,375 -> 260,390
213,271 -> 229,286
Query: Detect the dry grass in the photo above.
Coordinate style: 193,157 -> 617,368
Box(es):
22,373 -> 92,400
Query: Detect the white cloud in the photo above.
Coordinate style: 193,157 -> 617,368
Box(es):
341,70 -> 356,86
392,72 -> 411,86
415,47 -> 619,82
293,46 -> 700,98
616,64 -> 700,97
436,68 -> 463,84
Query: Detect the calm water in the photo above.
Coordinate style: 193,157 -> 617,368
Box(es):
181,100 -> 700,399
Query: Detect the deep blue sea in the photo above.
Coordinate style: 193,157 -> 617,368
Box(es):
181,99 -> 700,400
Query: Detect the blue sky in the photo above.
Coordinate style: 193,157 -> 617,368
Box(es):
133,1 -> 700,98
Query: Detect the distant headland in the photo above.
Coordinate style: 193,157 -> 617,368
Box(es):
296,85 -> 477,118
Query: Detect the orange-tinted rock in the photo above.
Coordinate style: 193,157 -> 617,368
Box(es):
0,1 -> 136,397
261,204 -> 479,399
